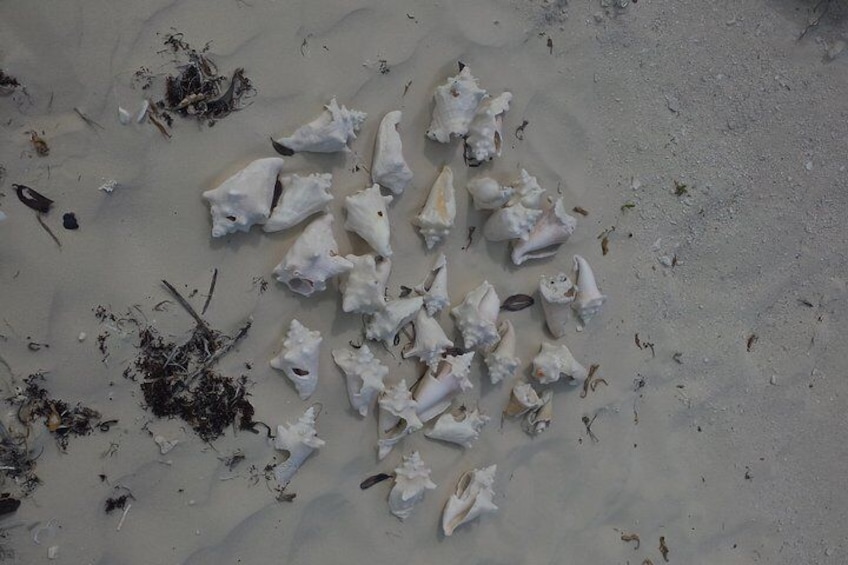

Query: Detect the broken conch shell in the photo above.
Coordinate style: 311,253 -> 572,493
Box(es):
332,345 -> 387,417
425,405 -> 489,448
413,351 -> 475,423
521,389 -> 553,436
388,451 -> 437,521
572,254 -> 607,325
344,183 -> 393,257
414,252 -> 450,316
273,405 -> 325,487
377,380 -> 423,460
372,110 -> 414,194
263,173 -> 333,232
538,272 -> 576,338
415,165 -> 456,250
270,319 -> 322,400
442,465 -> 498,536
510,197 -> 577,265
504,381 -> 543,418
466,176 -> 514,211
365,296 -> 424,346
464,92 -> 512,166
272,98 -> 366,155
532,342 -> 588,386
426,65 -> 487,143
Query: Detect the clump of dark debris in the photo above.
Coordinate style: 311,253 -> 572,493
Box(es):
0,70 -> 21,92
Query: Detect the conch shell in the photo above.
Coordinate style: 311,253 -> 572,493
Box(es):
412,351 -> 475,423
273,406 -> 325,486
340,253 -> 391,314
388,451 -> 437,521
344,184 -> 393,257
510,197 -> 577,265
483,320 -> 520,385
572,254 -> 607,325
451,281 -> 500,350
466,176 -> 513,211
521,389 -> 553,436
464,92 -> 512,166
426,65 -> 487,143
270,319 -> 322,400
272,98 -> 366,154
504,381 -> 543,418
425,405 -> 489,448
365,296 -> 424,346
332,345 -> 387,417
402,309 -> 453,370
538,272 -> 576,338
415,166 -> 456,250
442,465 -> 498,536
377,380 -> 423,460
372,110 -> 413,194
532,342 -> 588,386
263,173 -> 333,232
483,201 -> 543,242
413,252 -> 449,316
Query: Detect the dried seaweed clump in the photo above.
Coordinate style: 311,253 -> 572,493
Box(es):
0,70 -> 21,93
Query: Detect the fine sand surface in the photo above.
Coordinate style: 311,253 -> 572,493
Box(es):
1,1 -> 847,563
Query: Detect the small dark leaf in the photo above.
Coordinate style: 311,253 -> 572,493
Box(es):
270,137 -> 295,156
501,294 -> 534,312
398,285 -> 413,298
0,497 -> 21,516
14,184 -> 53,213
444,346 -> 466,357
457,60 -> 466,71
291,368 -> 309,376
359,473 -> 392,490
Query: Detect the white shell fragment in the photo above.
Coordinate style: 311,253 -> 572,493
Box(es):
413,351 -> 475,422
118,106 -> 131,125
532,342 -> 588,386
425,406 -> 489,448
273,98 -> 366,154
377,380 -> 423,460
202,157 -> 285,237
366,296 -> 424,345
483,320 -> 520,385
372,111 -> 414,194
451,281 -> 500,350
426,65 -> 487,143
388,451 -> 437,521
511,198 -> 577,265
504,381 -> 543,418
442,465 -> 498,536
340,253 -> 391,314
344,184 -> 393,257
572,254 -> 607,325
403,309 -> 453,370
272,214 -> 354,297
483,202 -> 543,242
263,173 -> 333,232
0,210 -> 6,223
414,252 -> 450,316
415,166 -> 456,249
270,319 -> 323,400
273,406 -> 325,486
511,169 -> 545,209
332,345 -> 388,417
539,273 -> 575,338
464,92 -> 512,166
466,176 -> 514,211
521,389 -> 553,436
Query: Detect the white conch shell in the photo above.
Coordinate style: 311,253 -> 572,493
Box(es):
273,406 -> 325,486
504,381 -> 543,418
426,65 -> 487,143
202,157 -> 285,237
377,380 -> 423,460
451,281 -> 500,350
263,173 -> 333,232
332,345 -> 387,417
272,214 -> 354,296
572,254 -> 607,325
511,198 -> 577,265
372,111 -> 413,194
340,253 -> 391,314
483,320 -> 520,385
365,296 -> 424,345
483,202 -> 543,242
425,406 -> 489,448
413,351 -> 475,422
532,342 -> 588,386
415,166 -> 456,249
414,253 -> 449,316
344,184 -> 393,257
466,177 -> 514,211
270,319 -> 322,400
538,272 -> 575,338
273,98 -> 366,154
464,92 -> 512,166
510,169 -> 545,209
403,309 -> 453,370
388,451 -> 437,521
522,389 -> 553,436
442,465 -> 498,536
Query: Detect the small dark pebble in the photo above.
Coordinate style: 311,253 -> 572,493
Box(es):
501,294 -> 535,312
63,212 -> 79,230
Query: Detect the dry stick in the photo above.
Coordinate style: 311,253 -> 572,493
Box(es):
73,107 -> 105,130
36,213 -> 61,248
116,503 -> 132,531
161,280 -> 212,337
186,319 -> 252,382
201,268 -> 218,315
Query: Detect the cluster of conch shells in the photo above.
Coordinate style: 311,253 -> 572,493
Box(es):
510,197 -> 577,265
365,295 -> 424,345
377,380 -> 423,460
270,319 -> 322,400
425,406 -> 489,448
451,281 -> 500,350
415,166 -> 456,249
412,351 -> 475,423
464,92 -> 512,166
426,65 -> 487,143
372,111 -> 413,194
388,451 -> 437,521
272,98 -> 366,155
332,345 -> 388,417
442,465 -> 498,536
413,253 -> 450,316
483,320 -> 521,384
340,253 -> 391,314
572,254 -> 607,325
403,309 -> 453,370
345,184 -> 393,257
273,406 -> 325,487
532,342 -> 588,386
538,272 -> 576,338
272,213 -> 354,297
203,157 -> 285,237
263,173 -> 333,232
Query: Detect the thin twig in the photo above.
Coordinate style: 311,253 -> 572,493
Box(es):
36,213 -> 62,248
187,319 -> 252,382
73,107 -> 104,130
161,280 -> 212,336
116,503 -> 132,531
201,268 -> 218,315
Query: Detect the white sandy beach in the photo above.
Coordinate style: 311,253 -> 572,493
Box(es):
1,0 -> 847,563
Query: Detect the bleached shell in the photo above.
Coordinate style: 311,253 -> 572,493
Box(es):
372,111 -> 413,194
451,281 -> 500,350
340,253 -> 391,314
377,380 -> 423,460
532,342 -> 588,386
118,106 -> 131,125
273,406 -> 325,486
332,345 -> 387,417
464,92 -> 512,165
426,66 -> 487,143
442,465 -> 498,536
415,166 -> 456,249
539,272 -> 575,338
366,296 -> 424,345
270,319 -> 322,400
425,407 -> 489,448
344,184 -> 393,257
0,210 -> 6,223
202,157 -> 285,237
511,198 -> 577,265
403,309 -> 453,370
388,451 -> 437,521
413,352 -> 475,422
504,381 -> 542,418
274,98 -> 366,154
510,169 -> 545,209
414,253 -> 449,316
522,390 -> 553,436
482,202 -> 543,242
467,177 -> 514,211
272,213 -> 354,297
572,254 -> 607,325
483,320 -> 520,385
263,173 -> 333,232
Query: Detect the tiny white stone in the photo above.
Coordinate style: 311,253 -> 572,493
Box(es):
47,546 -> 59,559
78,332 -> 87,342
